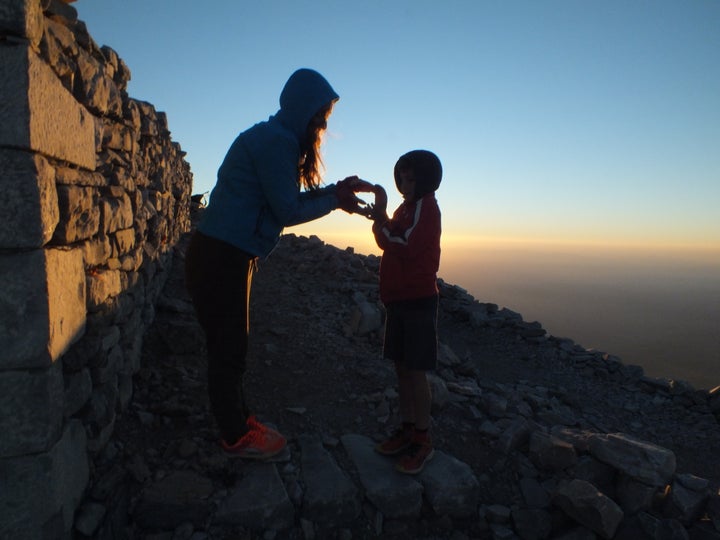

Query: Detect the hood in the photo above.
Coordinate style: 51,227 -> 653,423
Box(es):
274,68 -> 339,141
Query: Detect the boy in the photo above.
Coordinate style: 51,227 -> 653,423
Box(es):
370,150 -> 442,474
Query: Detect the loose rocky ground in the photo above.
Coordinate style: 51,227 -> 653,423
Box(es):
77,211 -> 720,540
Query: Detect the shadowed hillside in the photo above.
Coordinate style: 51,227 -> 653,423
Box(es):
76,207 -> 720,539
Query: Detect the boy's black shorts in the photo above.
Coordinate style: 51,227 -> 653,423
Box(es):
383,295 -> 438,371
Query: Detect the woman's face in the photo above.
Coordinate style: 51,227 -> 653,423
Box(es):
308,102 -> 334,133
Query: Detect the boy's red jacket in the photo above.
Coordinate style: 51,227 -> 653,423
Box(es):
372,193 -> 441,304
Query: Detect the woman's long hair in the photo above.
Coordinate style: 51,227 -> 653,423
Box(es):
298,101 -> 335,190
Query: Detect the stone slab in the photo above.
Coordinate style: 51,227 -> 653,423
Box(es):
0,249 -> 50,367
0,419 -> 88,538
553,479 -> 624,539
0,44 -> 95,169
134,470 -> 214,530
0,149 -> 59,249
0,0 -> 44,47
46,247 -> 86,361
0,247 -> 86,370
589,432 -> 676,487
299,434 -> 360,524
341,433 -> 423,518
0,361 -> 64,457
214,462 -> 294,531
418,450 -> 480,517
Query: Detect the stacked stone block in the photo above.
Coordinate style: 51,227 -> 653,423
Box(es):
0,1 -> 192,537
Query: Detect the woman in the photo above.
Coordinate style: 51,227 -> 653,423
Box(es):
185,68 -> 369,459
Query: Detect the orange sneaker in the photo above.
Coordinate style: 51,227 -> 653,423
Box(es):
221,422 -> 286,460
375,425 -> 414,456
395,441 -> 435,474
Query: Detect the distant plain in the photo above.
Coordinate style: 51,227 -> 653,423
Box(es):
438,241 -> 719,390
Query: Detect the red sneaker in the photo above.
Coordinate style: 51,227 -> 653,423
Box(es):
221,424 -> 286,460
375,426 -> 414,456
246,416 -> 286,440
395,441 -> 435,474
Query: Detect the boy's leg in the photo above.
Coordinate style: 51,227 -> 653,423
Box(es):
394,297 -> 437,474
395,370 -> 435,474
396,362 -> 416,426
375,361 -> 415,455
408,369 -> 432,431
375,302 -> 416,455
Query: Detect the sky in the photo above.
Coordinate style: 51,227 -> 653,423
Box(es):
75,0 -> 720,258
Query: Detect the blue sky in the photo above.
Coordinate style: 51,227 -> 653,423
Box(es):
76,0 -> 720,255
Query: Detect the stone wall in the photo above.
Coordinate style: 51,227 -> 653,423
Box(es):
0,1 -> 192,537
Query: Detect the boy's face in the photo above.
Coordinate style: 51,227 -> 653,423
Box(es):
398,169 -> 416,201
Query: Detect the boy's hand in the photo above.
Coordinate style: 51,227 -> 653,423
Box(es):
370,184 -> 388,222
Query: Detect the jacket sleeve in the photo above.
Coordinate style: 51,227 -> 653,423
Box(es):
254,132 -> 339,227
373,198 -> 440,257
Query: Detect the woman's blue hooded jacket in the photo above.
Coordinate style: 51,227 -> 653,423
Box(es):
198,68 -> 341,257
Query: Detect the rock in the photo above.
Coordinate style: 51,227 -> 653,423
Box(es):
572,455 -> 617,498
528,430 -> 577,471
479,419 -> 501,437
447,380 -> 483,397
589,433 -> 676,486
676,473 -> 710,492
705,488 -> 720,522
665,478 -> 709,524
708,386 -> 720,415
552,526 -> 597,540
486,504 -> 512,523
637,512 -> 690,540
214,463 -> 294,531
615,474 -> 659,515
511,507 -> 552,540
553,479 -> 624,539
134,471 -> 214,529
498,418 -> 532,452
340,434 -> 422,518
74,502 -> 106,537
482,392 -> 508,418
686,523 -> 720,540
551,427 -> 595,453
427,372 -> 450,411
417,451 -> 479,517
354,300 -> 382,335
299,435 -> 360,525
438,341 -> 461,367
519,477 -> 550,508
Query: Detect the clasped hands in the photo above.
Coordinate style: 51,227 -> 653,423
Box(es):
336,176 -> 388,221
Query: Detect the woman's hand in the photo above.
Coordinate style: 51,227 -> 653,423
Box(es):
344,177 -> 376,193
335,176 -> 375,215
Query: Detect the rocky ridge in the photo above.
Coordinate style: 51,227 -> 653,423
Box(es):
76,207 -> 720,539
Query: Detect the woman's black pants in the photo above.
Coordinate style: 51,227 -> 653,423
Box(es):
184,231 -> 255,443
